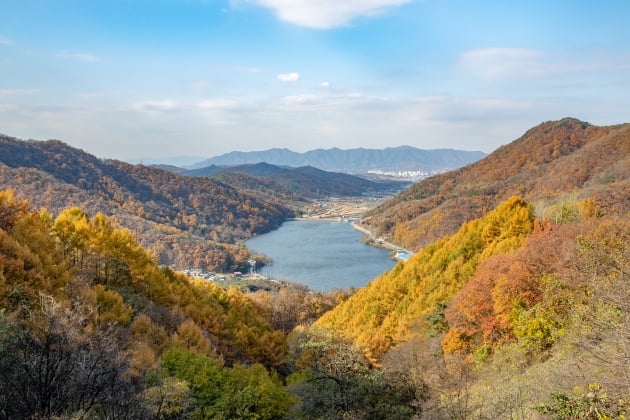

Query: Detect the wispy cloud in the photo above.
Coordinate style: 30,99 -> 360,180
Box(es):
2,91 -> 625,158
127,100 -> 181,113
0,88 -> 39,97
57,50 -> 101,62
249,0 -> 412,29
0,35 -> 13,45
277,72 -> 300,82
458,48 -> 630,80
72,90 -> 122,99
197,99 -> 241,110
280,94 -> 321,106
458,48 -> 550,79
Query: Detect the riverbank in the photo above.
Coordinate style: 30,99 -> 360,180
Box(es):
288,212 -> 412,259
351,221 -> 411,256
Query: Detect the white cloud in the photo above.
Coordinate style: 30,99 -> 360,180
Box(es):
277,72 -> 300,82
197,99 -> 241,110
320,81 -> 330,88
194,99 -> 253,125
0,35 -> 13,45
57,51 -> 101,62
251,0 -> 412,29
127,100 -> 181,113
2,91 -> 628,159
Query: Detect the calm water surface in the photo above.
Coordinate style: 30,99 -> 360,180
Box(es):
245,220 -> 396,291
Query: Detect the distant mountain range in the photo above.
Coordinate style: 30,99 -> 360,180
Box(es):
187,146 -> 486,173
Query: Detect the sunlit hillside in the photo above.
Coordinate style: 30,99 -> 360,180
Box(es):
0,136 -> 294,272
364,118 -> 630,250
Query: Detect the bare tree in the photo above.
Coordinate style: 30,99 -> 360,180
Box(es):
0,294 -> 143,419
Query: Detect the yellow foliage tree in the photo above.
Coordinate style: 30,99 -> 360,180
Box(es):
316,197 -> 534,363
94,284 -> 133,326
171,319 -> 216,358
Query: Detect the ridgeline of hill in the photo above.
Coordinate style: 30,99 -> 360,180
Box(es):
180,162 -> 406,204
363,118 -> 630,250
0,135 -> 294,272
188,146 -> 486,173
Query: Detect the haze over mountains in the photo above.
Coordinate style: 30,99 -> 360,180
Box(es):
186,146 -> 487,173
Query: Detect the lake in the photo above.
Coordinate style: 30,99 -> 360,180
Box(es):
245,220 -> 396,291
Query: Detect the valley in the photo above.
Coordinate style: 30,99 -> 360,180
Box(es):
0,118 -> 628,419
3,2 -> 629,418
297,194 -> 395,220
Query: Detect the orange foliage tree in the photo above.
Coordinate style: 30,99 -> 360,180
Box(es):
317,197 -> 535,363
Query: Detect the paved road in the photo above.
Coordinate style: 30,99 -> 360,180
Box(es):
351,222 -> 411,254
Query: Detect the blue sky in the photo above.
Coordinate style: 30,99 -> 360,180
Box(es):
1,0 -> 629,162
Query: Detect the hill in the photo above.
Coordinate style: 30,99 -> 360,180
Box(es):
0,135 -> 294,271
317,196 -> 536,361
0,192 -> 294,418
316,193 -> 630,417
183,162 -> 287,177
182,162 -> 405,201
188,146 -> 486,173
363,118 -> 630,250
310,118 -> 630,417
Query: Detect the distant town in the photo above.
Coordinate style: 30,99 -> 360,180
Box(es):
366,168 -> 446,181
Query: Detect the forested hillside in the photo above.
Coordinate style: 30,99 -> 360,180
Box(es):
0,136 -> 294,271
310,120 -> 630,417
0,190 -> 293,418
364,118 -> 630,250
183,162 -> 404,203
3,189 -> 396,419
317,195 -> 629,418
317,197 -> 535,362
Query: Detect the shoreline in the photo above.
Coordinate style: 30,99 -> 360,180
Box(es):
280,217 -> 411,256
350,221 -> 408,253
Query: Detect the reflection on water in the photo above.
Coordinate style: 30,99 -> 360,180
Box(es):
245,220 -> 396,291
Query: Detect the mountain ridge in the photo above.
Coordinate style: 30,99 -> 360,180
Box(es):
363,117 -> 630,250
181,162 -> 407,201
0,135 -> 293,272
188,146 -> 487,172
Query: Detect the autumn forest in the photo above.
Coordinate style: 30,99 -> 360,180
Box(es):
0,118 -> 629,419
